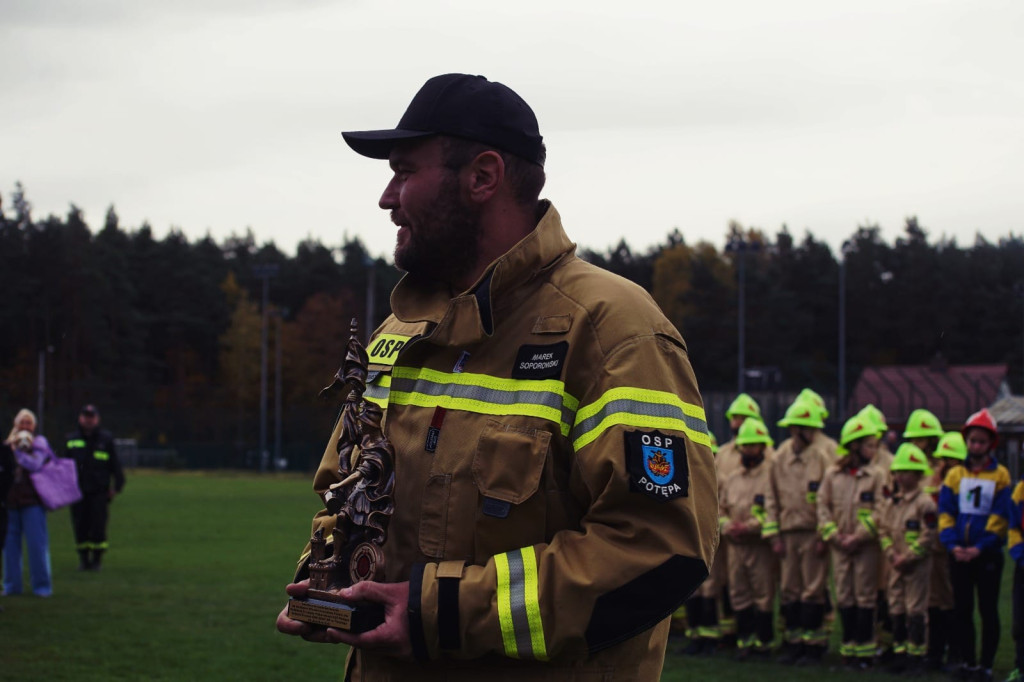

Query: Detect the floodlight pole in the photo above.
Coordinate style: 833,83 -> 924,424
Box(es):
253,264 -> 279,472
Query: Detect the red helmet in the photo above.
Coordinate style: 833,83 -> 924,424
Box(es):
962,408 -> 998,447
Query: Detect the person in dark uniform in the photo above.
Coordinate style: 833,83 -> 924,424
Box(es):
65,405 -> 125,571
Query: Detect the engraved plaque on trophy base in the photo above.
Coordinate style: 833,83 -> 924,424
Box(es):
287,594 -> 384,633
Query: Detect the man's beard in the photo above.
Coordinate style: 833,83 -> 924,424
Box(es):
394,173 -> 482,287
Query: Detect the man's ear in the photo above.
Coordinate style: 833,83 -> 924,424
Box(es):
465,151 -> 504,203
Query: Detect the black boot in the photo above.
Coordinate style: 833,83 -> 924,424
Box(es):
839,606 -> 858,659
90,549 -> 103,571
855,606 -> 876,667
754,609 -> 775,658
77,550 -> 91,571
795,602 -> 826,665
735,607 -> 755,661
890,613 -> 908,672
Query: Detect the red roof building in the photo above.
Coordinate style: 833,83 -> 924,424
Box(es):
847,361 -> 1009,428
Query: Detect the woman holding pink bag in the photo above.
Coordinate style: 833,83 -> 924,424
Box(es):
3,408 -> 54,597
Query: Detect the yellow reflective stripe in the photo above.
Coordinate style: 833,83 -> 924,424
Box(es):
495,552 -> 519,658
857,509 -> 878,536
494,548 -> 547,660
571,386 -> 709,452
751,505 -> 767,525
94,451 -> 110,461
820,522 -> 838,541
880,536 -> 894,551
521,547 -> 547,660
66,439 -> 86,448
390,367 -> 577,436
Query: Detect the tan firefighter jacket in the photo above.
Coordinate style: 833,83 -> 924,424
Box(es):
879,487 -> 938,562
817,462 -> 886,544
764,438 -> 832,535
716,439 -> 742,486
719,459 -> 773,544
297,202 -> 718,681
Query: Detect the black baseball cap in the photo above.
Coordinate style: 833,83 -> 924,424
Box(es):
80,404 -> 98,417
342,74 -> 545,167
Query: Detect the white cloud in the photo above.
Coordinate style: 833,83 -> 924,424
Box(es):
1,0 -> 1022,258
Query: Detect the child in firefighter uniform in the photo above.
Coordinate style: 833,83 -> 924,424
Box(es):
879,444 -> 938,675
903,409 -> 945,475
939,408 -> 1011,682
855,403 -> 896,654
1008,478 -> 1024,682
681,394 -> 764,654
927,430 -> 967,671
818,414 -> 886,668
797,388 -> 839,459
719,418 -> 776,660
765,398 -> 834,664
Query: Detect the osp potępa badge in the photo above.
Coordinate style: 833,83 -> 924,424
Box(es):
625,430 -> 689,501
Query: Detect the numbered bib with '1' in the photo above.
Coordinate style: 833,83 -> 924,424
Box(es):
958,477 -> 996,516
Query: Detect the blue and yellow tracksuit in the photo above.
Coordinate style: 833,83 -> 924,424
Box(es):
938,455 -> 1011,671
938,457 -> 1011,552
1010,481 -> 1024,565
1008,481 -> 1024,673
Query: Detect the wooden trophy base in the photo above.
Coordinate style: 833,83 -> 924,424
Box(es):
287,592 -> 385,633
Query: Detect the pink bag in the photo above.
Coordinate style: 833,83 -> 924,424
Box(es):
30,456 -> 83,510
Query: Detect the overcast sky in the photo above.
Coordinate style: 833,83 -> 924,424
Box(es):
2,0 -> 1022,260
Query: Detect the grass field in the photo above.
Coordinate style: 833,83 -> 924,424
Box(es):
0,471 -> 1017,681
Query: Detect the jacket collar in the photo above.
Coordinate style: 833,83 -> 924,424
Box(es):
389,201 -> 575,347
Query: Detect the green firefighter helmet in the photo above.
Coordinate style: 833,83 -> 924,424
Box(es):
857,404 -> 888,437
726,392 -> 762,421
777,399 -> 825,429
902,409 -> 944,439
797,388 -> 829,419
934,431 -> 967,461
836,414 -> 876,456
735,417 -> 774,447
890,443 -> 933,475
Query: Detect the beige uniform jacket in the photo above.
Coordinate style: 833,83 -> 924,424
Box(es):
879,487 -> 938,564
764,439 -> 832,535
299,203 -> 718,681
817,463 -> 886,543
720,461 -> 773,543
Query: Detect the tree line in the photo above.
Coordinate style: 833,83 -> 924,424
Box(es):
2,182 -> 1022,468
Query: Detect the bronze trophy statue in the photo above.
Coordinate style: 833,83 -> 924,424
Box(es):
287,320 -> 395,633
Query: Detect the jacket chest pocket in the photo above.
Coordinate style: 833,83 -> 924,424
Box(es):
471,419 -> 551,560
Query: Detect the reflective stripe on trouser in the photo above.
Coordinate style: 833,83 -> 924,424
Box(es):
888,555 -> 932,617
727,541 -> 775,612
832,543 -> 880,608
779,531 -> 828,605
495,547 -> 548,660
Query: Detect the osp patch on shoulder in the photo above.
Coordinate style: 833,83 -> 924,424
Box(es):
625,430 -> 689,501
